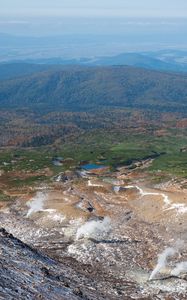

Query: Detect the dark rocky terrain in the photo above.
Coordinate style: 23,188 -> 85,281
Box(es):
0,227 -> 114,300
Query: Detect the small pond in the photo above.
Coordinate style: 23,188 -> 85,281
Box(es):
81,163 -> 106,170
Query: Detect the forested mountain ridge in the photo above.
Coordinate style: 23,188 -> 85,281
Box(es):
1,65 -> 187,112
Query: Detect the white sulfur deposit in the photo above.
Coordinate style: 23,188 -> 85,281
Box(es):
88,180 -> 103,187
113,186 -> 121,193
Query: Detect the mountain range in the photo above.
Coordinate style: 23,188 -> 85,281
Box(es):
1,64 -> 187,113
1,33 -> 187,73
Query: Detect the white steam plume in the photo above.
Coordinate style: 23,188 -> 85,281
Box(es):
26,192 -> 47,217
171,261 -> 187,276
149,247 -> 176,280
76,216 -> 111,240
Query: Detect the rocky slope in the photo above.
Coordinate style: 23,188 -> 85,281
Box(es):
0,227 -> 113,300
0,166 -> 187,299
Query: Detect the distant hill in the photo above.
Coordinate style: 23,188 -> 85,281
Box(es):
9,52 -> 187,73
87,53 -> 187,72
1,65 -> 187,113
0,63 -> 58,81
1,33 -> 187,73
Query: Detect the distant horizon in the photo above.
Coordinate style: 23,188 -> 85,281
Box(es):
1,28 -> 187,62
2,0 -> 187,18
1,16 -> 187,38
1,1 -> 187,59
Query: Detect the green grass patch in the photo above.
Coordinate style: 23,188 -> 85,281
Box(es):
0,190 -> 13,202
9,175 -> 48,187
149,152 -> 187,177
1,130 -> 187,181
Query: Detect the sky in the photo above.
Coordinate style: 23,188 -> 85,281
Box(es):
1,0 -> 187,18
0,0 -> 187,56
1,0 -> 187,36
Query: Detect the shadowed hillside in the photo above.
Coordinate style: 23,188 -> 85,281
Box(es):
0,227 -> 116,299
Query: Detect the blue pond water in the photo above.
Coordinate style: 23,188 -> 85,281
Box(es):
81,163 -> 105,170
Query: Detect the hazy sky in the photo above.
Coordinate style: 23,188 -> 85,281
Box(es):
1,0 -> 187,18
1,0 -> 187,54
